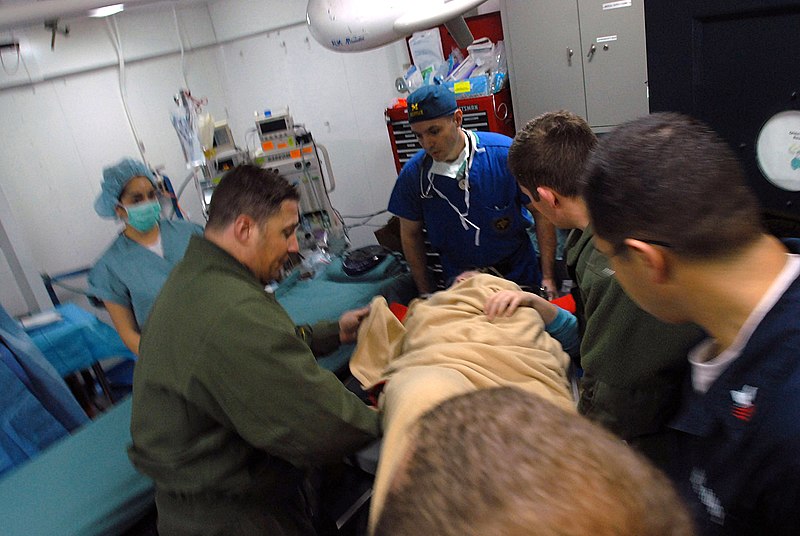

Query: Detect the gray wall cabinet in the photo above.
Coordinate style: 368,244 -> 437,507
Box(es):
500,0 -> 649,131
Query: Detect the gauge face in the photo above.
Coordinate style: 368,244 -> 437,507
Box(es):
756,110 -> 800,192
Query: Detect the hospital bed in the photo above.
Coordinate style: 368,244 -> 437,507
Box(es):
0,251 -> 414,535
0,397 -> 152,536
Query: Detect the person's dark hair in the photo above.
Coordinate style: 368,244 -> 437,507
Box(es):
583,113 -> 763,259
375,387 -> 695,536
205,164 -> 299,231
509,110 -> 597,198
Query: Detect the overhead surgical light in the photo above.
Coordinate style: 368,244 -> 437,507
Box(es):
88,4 -> 125,18
306,0 -> 488,52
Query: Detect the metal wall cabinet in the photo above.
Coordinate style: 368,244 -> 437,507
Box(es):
500,0 -> 649,131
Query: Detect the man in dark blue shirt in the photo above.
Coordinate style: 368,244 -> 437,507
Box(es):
583,112 -> 800,535
388,84 -> 557,295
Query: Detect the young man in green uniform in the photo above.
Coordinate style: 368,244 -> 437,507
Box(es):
507,111 -> 704,466
128,165 -> 380,535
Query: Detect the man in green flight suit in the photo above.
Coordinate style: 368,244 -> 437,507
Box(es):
128,165 -> 381,535
507,111 -> 704,468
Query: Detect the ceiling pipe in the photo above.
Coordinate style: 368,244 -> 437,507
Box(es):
0,0 -> 180,33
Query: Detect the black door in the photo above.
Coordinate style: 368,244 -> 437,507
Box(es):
645,0 -> 800,229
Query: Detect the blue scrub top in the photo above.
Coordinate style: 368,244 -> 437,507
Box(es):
388,131 -> 540,287
88,219 -> 203,328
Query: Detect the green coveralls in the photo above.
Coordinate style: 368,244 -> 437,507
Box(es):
129,236 -> 380,535
567,226 -> 704,466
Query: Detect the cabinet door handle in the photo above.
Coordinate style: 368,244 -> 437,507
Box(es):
567,47 -> 574,65
586,43 -> 596,60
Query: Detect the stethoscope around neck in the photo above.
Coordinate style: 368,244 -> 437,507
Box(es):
419,130 -> 482,246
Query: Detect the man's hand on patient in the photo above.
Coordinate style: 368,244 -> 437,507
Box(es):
339,305 -> 371,344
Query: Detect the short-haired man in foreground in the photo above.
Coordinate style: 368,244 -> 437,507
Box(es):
583,112 -> 800,535
508,111 -> 704,466
374,387 -> 695,536
129,165 -> 380,535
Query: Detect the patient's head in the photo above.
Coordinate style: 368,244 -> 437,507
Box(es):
450,267 -> 504,287
374,387 -> 694,536
451,270 -> 483,286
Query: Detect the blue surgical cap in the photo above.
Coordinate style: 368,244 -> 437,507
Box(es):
407,84 -> 458,124
94,158 -> 155,218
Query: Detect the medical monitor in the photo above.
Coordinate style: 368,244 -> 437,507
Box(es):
256,114 -> 293,139
213,121 -> 235,153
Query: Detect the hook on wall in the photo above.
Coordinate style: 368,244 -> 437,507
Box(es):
44,18 -> 69,50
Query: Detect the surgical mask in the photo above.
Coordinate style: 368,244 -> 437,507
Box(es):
123,200 -> 161,232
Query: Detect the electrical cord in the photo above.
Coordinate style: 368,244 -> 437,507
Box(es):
313,142 -> 345,229
175,168 -> 199,203
171,6 -> 190,90
346,222 -> 386,229
245,128 -> 259,155
341,209 -> 388,219
107,16 -> 148,166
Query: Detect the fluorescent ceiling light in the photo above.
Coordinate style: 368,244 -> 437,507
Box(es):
88,4 -> 124,17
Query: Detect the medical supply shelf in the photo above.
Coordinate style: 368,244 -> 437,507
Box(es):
384,87 -> 516,174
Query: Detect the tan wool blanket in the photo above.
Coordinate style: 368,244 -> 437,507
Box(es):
349,273 -> 574,529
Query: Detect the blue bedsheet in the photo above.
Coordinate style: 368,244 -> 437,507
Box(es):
0,397 -> 152,536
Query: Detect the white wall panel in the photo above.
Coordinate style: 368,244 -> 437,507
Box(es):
206,0 -> 306,42
0,3 -> 216,90
115,3 -> 218,60
0,77 -> 125,276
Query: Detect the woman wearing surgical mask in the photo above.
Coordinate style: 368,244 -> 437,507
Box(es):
88,158 -> 203,355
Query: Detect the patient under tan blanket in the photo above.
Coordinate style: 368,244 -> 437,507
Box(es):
349,273 -> 574,529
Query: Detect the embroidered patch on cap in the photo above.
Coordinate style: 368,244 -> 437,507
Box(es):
407,85 -> 458,123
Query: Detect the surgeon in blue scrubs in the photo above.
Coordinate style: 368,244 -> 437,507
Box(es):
88,158 -> 203,355
388,84 -> 557,296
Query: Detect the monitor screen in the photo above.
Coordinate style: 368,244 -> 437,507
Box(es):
213,128 -> 231,148
258,117 -> 288,135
